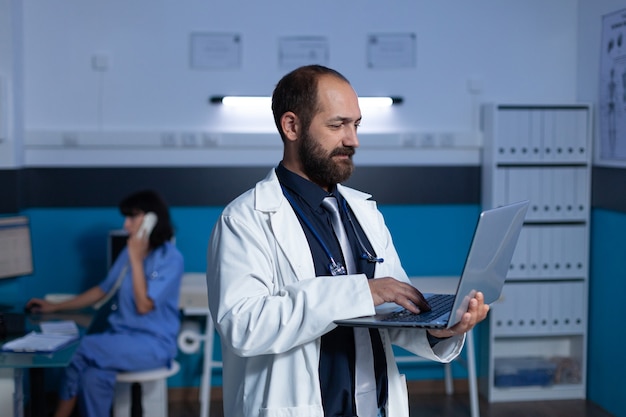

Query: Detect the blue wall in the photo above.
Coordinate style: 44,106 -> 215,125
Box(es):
0,204 -> 481,387
588,209 -> 626,417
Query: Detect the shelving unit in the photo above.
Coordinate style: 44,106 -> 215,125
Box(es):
479,104 -> 591,402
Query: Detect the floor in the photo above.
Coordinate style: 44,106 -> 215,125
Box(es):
407,393 -> 615,417
168,387 -> 616,417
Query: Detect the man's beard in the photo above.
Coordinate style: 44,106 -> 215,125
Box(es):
298,129 -> 355,188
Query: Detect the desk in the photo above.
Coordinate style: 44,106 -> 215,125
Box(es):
179,273 -> 216,417
0,311 -> 94,417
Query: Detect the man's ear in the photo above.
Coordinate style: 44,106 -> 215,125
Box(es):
281,112 -> 300,142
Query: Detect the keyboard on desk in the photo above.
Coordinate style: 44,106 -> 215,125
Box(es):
0,312 -> 26,338
382,293 -> 454,323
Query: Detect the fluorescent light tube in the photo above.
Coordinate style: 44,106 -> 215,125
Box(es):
210,95 -> 402,107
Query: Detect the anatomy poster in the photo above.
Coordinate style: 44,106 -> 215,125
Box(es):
599,8 -> 626,165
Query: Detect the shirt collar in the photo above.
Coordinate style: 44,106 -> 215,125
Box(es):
275,162 -> 338,210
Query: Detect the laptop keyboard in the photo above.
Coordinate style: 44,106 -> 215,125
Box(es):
382,294 -> 454,323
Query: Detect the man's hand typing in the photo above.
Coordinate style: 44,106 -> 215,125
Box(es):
368,277 -> 431,314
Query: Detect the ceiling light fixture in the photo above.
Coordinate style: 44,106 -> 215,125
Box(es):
209,95 -> 403,107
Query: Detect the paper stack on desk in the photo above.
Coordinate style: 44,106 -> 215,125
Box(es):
1,320 -> 79,353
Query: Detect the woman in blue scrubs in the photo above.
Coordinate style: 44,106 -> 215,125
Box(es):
26,190 -> 184,417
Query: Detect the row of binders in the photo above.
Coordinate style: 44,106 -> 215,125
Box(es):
490,166 -> 589,222
492,281 -> 586,336
490,107 -> 589,164
508,224 -> 587,280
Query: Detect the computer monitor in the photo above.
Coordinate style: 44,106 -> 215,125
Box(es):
107,229 -> 128,268
0,216 -> 34,279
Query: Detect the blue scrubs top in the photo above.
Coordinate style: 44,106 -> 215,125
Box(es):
99,241 -> 184,354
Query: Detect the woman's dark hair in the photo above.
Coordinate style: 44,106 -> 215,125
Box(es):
271,65 -> 350,141
118,189 -> 174,249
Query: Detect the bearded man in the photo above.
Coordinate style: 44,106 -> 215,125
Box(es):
206,65 -> 489,417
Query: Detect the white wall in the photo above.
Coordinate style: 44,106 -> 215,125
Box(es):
0,0 -> 23,168
15,0 -> 581,166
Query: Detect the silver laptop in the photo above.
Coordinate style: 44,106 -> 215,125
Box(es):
335,200 -> 529,329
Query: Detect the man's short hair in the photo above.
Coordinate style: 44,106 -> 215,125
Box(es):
271,65 -> 350,141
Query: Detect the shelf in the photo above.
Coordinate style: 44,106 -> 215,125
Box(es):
486,383 -> 586,402
504,276 -> 587,282
480,103 -> 590,403
495,161 -> 588,168
493,331 -> 586,339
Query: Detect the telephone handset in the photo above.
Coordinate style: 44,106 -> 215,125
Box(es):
93,212 -> 156,311
137,212 -> 157,239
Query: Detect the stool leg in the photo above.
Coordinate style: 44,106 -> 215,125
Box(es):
466,329 -> 480,417
444,362 -> 454,395
130,382 -> 143,417
201,315 -> 215,417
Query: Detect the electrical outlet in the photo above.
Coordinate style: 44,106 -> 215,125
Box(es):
62,132 -> 79,147
201,133 -> 220,147
420,133 -> 436,147
181,133 -> 198,147
91,53 -> 110,72
440,133 -> 455,147
401,133 -> 419,147
161,133 -> 177,147
467,77 -> 483,94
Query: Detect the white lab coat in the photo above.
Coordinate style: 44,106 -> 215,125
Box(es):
207,169 -> 465,417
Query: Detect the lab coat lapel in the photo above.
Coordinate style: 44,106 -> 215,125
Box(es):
255,170 -> 316,282
272,201 -> 315,282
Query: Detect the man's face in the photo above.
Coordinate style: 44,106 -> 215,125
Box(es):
298,76 -> 361,189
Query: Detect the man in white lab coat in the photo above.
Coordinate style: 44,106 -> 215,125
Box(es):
207,65 -> 489,417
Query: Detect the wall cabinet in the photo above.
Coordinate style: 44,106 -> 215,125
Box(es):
479,104 -> 591,402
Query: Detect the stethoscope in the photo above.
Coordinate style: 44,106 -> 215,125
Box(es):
281,186 -> 384,276
340,197 -> 384,265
